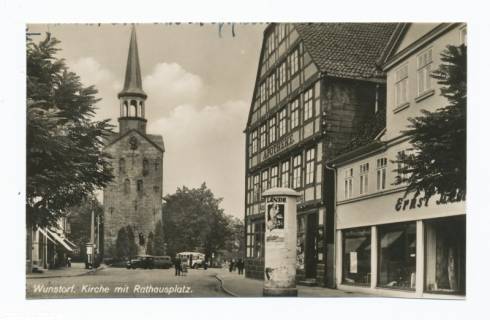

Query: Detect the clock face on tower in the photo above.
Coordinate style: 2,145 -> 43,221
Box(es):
129,136 -> 138,150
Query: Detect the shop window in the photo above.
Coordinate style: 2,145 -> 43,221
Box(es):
281,160 -> 290,188
378,222 -> 417,290
254,222 -> 265,258
342,228 -> 371,285
425,216 -> 466,294
290,98 -> 300,129
344,168 -> 353,199
359,163 -> 369,195
269,117 -> 276,144
395,64 -> 409,106
278,107 -> 287,137
270,166 -> 278,188
305,147 -> 315,185
417,48 -> 433,95
376,158 -> 387,191
292,154 -> 302,189
303,88 -> 314,122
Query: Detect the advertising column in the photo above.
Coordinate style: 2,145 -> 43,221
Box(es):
263,188 -> 301,296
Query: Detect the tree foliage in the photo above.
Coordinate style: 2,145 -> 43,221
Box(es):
26,33 -> 114,228
115,225 -> 138,259
162,183 -> 240,259
152,220 -> 166,256
395,44 -> 466,200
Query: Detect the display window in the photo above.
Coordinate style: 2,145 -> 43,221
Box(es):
378,222 -> 416,290
342,228 -> 371,285
425,216 -> 466,294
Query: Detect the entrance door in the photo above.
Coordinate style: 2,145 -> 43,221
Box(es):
305,213 -> 318,278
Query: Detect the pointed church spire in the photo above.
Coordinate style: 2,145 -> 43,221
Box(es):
118,24 -> 147,99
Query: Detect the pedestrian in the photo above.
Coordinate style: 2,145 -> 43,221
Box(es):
66,256 -> 72,268
238,259 -> 244,275
174,256 -> 181,276
229,259 -> 234,272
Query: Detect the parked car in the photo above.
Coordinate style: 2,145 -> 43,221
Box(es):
153,256 -> 173,269
126,255 -> 154,269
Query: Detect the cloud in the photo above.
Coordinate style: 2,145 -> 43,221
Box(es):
70,57 -> 116,88
148,100 -> 249,219
144,62 -> 203,118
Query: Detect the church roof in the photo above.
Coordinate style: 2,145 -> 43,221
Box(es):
294,23 -> 398,80
118,25 -> 147,99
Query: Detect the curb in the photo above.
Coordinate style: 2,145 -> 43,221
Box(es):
215,274 -> 238,297
26,265 -> 106,279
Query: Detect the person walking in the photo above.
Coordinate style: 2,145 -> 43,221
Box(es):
229,259 -> 234,272
174,256 -> 181,276
237,259 -> 244,275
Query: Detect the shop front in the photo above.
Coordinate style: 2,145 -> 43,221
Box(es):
335,190 -> 465,298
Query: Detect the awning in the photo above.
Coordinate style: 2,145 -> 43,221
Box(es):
38,228 -> 56,243
46,229 -> 73,252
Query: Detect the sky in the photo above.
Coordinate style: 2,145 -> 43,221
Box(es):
27,23 -> 266,220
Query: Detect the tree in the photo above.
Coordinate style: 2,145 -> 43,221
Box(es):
162,183 -> 233,259
152,220 -> 166,256
26,33 -> 114,229
395,44 -> 466,200
114,225 -> 138,259
146,232 -> 154,255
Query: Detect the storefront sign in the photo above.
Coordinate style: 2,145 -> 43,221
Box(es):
395,191 -> 466,212
261,130 -> 300,162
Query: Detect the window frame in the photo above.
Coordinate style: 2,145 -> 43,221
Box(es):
417,48 -> 433,96
292,154 -> 302,189
394,64 -> 409,107
305,147 -> 315,185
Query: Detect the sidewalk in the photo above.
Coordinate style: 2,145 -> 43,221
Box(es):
26,262 -> 103,279
215,269 -> 369,297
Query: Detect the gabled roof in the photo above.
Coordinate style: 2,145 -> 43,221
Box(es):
104,129 -> 164,153
294,23 -> 398,80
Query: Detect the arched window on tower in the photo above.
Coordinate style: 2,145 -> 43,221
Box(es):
130,100 -> 138,117
142,158 -> 149,176
119,158 -> 126,174
124,101 -> 129,117
139,101 -> 144,118
124,178 -> 130,194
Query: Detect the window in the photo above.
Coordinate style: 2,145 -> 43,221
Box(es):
303,88 -> 314,121
417,48 -> 433,95
124,178 -> 130,194
246,223 -> 253,257
292,154 -> 302,189
278,61 -> 287,87
119,158 -> 126,174
154,159 -> 160,171
137,180 -> 143,192
253,174 -> 260,203
288,49 -> 299,76
261,170 -> 269,196
305,147 -> 315,185
378,222 -> 417,290
251,130 -> 258,154
278,24 -> 286,43
270,166 -> 278,188
343,228 -> 371,285
267,32 -> 276,56
246,176 -> 253,206
278,107 -> 287,137
396,150 -> 410,182
259,124 -> 267,149
260,82 -> 266,104
268,73 -> 276,97
281,160 -> 290,188
142,159 -> 149,176
359,163 -> 369,195
344,168 -> 353,199
290,98 -> 300,129
425,216 -> 466,294
395,64 -> 409,106
253,222 -> 265,258
268,117 -> 276,144
376,158 -> 387,191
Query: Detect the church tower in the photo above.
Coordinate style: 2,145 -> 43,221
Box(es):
103,25 -> 164,260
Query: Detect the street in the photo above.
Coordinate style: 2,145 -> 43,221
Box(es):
26,267 -> 229,299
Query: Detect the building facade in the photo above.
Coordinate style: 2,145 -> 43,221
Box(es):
103,26 -> 164,259
332,23 -> 466,298
244,23 -> 397,287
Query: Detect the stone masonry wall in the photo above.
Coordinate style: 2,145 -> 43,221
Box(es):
103,131 -> 163,258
